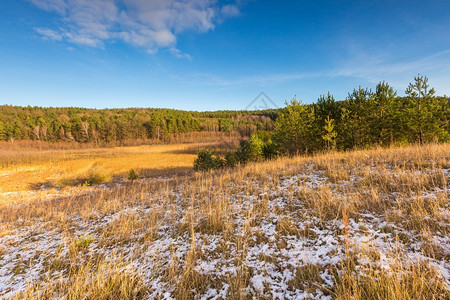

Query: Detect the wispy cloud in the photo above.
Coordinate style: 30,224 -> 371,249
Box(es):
181,48 -> 450,96
169,47 -> 192,60
336,47 -> 450,94
35,27 -> 63,41
30,0 -> 240,57
220,4 -> 240,18
188,71 -> 329,87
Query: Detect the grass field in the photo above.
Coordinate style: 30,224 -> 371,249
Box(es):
0,141 -> 239,207
0,143 -> 449,299
0,144 -> 189,188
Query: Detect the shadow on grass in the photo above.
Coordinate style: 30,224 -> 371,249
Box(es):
28,166 -> 194,191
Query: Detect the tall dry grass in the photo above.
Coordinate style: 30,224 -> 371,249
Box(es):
0,143 -> 448,299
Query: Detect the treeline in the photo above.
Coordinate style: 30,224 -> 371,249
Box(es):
194,75 -> 450,170
0,107 -> 199,142
1,74 -> 448,148
274,75 -> 449,153
0,106 -> 274,143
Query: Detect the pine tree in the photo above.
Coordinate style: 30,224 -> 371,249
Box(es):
314,92 -> 340,150
343,87 -> 375,149
405,74 -> 443,144
373,81 -> 397,146
322,116 -> 337,150
128,169 -> 139,181
273,99 -> 314,154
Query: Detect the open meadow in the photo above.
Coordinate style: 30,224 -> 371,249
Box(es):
0,139 -> 238,207
0,143 -> 448,299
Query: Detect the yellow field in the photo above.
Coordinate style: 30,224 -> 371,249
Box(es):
0,143 -> 219,206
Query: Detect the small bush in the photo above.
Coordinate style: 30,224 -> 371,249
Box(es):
128,169 -> 139,181
225,152 -> 238,167
74,235 -> 94,251
194,150 -> 217,171
84,165 -> 112,185
213,156 -> 226,169
193,132 -> 278,171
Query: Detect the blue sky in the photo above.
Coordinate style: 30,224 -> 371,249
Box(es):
1,0 -> 450,110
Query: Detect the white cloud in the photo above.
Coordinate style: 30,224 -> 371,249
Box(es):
34,27 -> 63,41
30,0 -> 67,14
170,48 -> 192,60
221,4 -> 240,17
30,0 -> 240,57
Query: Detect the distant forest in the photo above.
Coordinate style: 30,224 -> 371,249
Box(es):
1,75 -> 449,150
0,106 -> 276,143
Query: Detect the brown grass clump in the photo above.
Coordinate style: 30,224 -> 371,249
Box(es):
334,257 -> 449,300
19,259 -> 148,299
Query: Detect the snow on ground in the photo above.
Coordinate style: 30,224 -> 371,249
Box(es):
0,163 -> 449,299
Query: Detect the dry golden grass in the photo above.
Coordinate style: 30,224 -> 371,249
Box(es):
0,143 -> 449,299
0,135 -> 241,210
0,141 -> 241,202
0,132 -> 240,168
